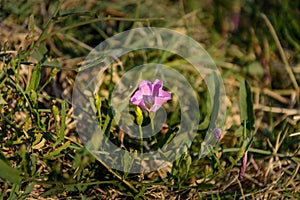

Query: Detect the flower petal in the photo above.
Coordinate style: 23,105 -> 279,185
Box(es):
138,80 -> 153,95
149,104 -> 161,112
130,79 -> 171,113
131,90 -> 149,111
152,79 -> 163,96
158,89 -> 171,99
138,101 -> 148,111
154,95 -> 171,109
143,95 -> 155,109
130,90 -> 143,105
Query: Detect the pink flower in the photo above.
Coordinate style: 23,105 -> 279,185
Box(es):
130,79 -> 171,113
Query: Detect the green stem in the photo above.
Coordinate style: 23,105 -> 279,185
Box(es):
149,112 -> 157,144
149,112 -> 155,133
151,118 -> 155,134
139,125 -> 143,153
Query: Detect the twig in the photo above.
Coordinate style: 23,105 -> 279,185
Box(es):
254,104 -> 300,115
289,132 -> 300,137
252,87 -> 290,104
261,14 -> 299,91
222,147 -> 289,158
236,178 -> 245,200
284,164 -> 299,187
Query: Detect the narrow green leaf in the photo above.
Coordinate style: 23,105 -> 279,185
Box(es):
28,14 -> 35,38
237,139 -> 249,160
38,68 -> 59,93
31,43 -> 48,62
95,93 -> 102,126
47,141 -> 70,159
29,89 -> 38,105
21,182 -> 36,199
206,71 -> 225,130
59,101 -> 66,141
41,185 -> 64,197
239,79 -> 255,130
122,150 -> 134,177
32,133 -> 43,146
0,159 -> 21,184
9,183 -> 20,199
51,105 -> 60,139
42,58 -> 61,68
0,93 -> 6,104
27,64 -> 41,92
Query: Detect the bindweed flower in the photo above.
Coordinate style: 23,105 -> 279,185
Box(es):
130,79 -> 171,113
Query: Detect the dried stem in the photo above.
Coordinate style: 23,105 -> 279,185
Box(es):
261,13 -> 299,91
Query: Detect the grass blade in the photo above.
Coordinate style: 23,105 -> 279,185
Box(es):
0,159 -> 21,184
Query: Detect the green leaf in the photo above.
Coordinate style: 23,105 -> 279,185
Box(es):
29,89 -> 38,105
41,185 -> 64,197
206,71 -> 225,130
51,105 -> 60,140
9,183 -> 20,199
42,58 -> 61,68
0,93 -> 7,104
95,93 -> 102,126
47,141 -> 71,159
239,79 -> 255,130
0,159 -> 21,184
27,64 -> 41,92
122,150 -> 134,177
59,101 -> 67,141
237,126 -> 253,160
28,14 -> 35,39
21,182 -> 36,199
31,43 -> 48,62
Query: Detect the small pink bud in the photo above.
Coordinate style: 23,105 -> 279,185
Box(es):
239,151 -> 248,180
213,128 -> 222,141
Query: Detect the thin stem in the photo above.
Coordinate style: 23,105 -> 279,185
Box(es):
151,118 -> 155,134
149,112 -> 157,144
139,125 -> 143,153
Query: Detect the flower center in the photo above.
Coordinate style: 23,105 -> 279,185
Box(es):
143,95 -> 154,109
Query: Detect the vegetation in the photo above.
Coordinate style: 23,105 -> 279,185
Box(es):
0,0 -> 299,199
